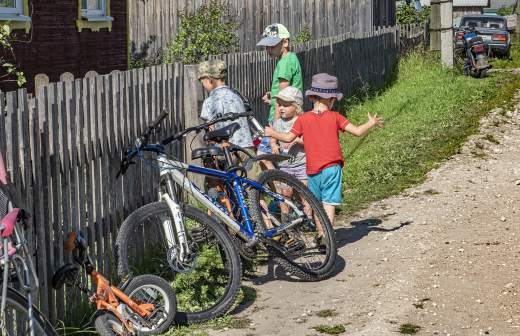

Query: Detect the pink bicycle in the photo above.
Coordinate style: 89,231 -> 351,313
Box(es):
0,152 -> 57,336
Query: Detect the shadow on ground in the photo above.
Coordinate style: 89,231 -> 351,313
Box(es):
251,254 -> 346,286
336,218 -> 413,249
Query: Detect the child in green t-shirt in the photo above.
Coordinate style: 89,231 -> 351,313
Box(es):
257,23 -> 303,156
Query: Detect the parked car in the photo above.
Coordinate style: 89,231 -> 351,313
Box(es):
455,15 -> 511,58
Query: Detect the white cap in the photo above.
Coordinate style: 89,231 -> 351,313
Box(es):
275,86 -> 303,106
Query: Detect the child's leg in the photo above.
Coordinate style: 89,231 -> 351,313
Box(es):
310,165 -> 343,235
322,203 -> 336,226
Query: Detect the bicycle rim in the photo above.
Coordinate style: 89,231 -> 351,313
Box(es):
0,288 -> 49,336
249,170 -> 337,280
117,202 -> 241,322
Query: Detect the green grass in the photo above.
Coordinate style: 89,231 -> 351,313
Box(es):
339,50 -> 520,214
312,324 -> 346,334
399,323 -> 421,334
316,309 -> 339,317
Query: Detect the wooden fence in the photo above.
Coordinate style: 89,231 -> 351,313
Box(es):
0,25 -> 422,324
128,0 -> 396,61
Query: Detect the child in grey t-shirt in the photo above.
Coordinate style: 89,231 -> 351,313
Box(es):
270,86 -> 307,182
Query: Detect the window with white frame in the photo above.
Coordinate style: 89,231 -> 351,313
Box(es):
0,0 -> 23,15
81,0 -> 107,18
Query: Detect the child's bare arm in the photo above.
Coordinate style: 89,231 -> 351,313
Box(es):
269,137 -> 280,154
264,126 -> 297,143
344,113 -> 383,137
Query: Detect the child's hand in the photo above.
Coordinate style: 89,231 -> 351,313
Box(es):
271,143 -> 280,154
264,126 -> 275,137
368,113 -> 384,128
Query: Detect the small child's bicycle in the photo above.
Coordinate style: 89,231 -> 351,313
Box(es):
52,232 -> 176,336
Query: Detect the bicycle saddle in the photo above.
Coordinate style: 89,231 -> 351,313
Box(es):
191,146 -> 224,160
203,122 -> 240,143
52,263 -> 80,289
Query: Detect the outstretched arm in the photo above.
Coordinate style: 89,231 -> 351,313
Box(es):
264,126 -> 297,143
344,113 -> 384,137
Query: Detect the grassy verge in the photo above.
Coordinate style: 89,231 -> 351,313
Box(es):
339,50 -> 520,215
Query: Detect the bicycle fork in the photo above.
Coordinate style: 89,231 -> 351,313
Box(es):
160,176 -> 190,262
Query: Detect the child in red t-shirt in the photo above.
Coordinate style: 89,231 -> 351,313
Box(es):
265,73 -> 383,227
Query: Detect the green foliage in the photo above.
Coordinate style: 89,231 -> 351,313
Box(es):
162,0 -> 239,64
293,25 -> 312,44
497,5 -> 514,16
339,50 -> 520,214
397,4 -> 430,25
0,24 -> 25,87
312,324 -> 346,335
399,323 -> 421,334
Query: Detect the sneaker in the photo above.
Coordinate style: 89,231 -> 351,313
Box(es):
313,235 -> 327,254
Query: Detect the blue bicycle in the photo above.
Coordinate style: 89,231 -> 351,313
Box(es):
116,111 -> 337,323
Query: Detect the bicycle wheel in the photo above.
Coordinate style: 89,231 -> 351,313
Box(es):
248,169 -> 337,281
0,287 -> 57,336
123,274 -> 176,335
116,202 -> 242,324
94,313 -> 124,336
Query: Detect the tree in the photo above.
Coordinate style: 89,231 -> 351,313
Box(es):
162,1 -> 239,65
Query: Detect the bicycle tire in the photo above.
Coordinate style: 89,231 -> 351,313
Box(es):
248,169 -> 337,281
0,287 -> 57,336
116,202 -> 242,324
123,274 -> 176,335
94,313 -> 124,336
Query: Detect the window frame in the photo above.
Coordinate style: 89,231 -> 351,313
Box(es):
0,0 -> 22,15
0,0 -> 31,33
81,0 -> 106,18
76,0 -> 113,32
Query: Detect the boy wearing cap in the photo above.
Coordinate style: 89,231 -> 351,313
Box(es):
256,23 -> 303,156
197,59 -> 254,151
264,73 -> 383,227
270,86 -> 306,182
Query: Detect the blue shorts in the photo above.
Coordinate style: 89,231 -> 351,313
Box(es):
307,165 -> 343,206
257,136 -> 272,154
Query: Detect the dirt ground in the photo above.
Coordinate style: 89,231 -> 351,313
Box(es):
207,91 -> 520,336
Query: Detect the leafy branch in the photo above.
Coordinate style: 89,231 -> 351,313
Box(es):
0,24 -> 26,87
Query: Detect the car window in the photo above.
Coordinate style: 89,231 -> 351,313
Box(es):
461,17 -> 506,29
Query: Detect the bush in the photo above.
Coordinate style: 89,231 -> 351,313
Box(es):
397,4 -> 430,25
162,0 -> 239,64
497,5 -> 514,16
0,25 -> 25,87
293,25 -> 311,44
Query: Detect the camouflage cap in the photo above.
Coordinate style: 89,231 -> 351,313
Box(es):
196,60 -> 227,80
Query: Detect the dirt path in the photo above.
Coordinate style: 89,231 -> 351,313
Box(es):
208,91 -> 520,336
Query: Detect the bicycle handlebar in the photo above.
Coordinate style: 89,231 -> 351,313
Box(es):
161,111 -> 252,145
117,111 -> 252,177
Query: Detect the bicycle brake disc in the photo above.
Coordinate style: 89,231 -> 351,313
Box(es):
166,241 -> 198,273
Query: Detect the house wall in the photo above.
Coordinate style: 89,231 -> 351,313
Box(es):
2,0 -> 127,93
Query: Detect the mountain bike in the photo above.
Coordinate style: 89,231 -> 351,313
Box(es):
52,232 -> 176,335
0,152 -> 57,336
116,110 -> 337,323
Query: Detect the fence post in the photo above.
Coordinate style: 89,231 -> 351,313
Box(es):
182,65 -> 205,187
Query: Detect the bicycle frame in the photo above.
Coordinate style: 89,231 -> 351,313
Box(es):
0,211 -> 40,336
145,146 -> 305,260
90,271 -> 155,333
